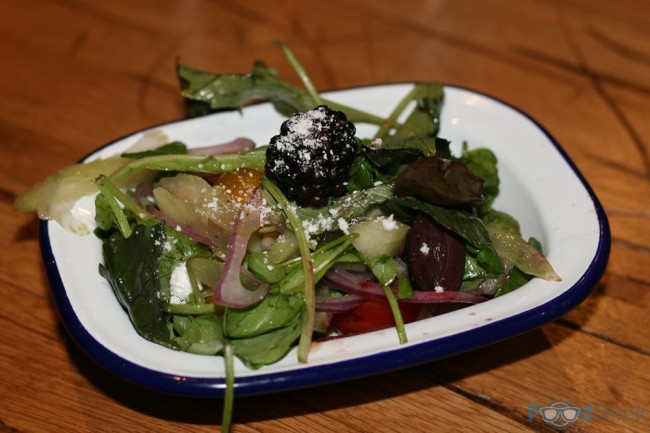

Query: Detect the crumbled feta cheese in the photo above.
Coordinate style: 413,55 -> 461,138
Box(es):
434,286 -> 445,293
420,243 -> 430,255
337,217 -> 349,234
379,214 -> 398,231
169,262 -> 193,304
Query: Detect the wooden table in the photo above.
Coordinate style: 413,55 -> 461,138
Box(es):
2,1 -> 649,432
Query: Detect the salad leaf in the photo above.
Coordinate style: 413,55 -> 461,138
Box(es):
94,191 -> 134,233
461,146 -> 499,208
486,223 -> 560,281
374,82 -> 444,139
178,60 -> 315,117
245,252 -> 288,284
395,156 -> 486,205
385,195 -> 503,273
177,61 -> 385,126
100,223 -> 177,348
108,147 -> 268,183
100,222 -> 213,348
393,82 -> 445,139
378,136 -> 438,157
493,267 -> 533,298
224,294 -> 304,338
347,155 -> 378,191
173,315 -> 223,355
121,141 -> 188,159
227,295 -> 306,368
296,183 -> 395,236
366,254 -> 398,286
362,147 -> 423,176
274,234 -> 355,295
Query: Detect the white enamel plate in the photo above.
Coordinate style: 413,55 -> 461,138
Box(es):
42,84 -> 610,396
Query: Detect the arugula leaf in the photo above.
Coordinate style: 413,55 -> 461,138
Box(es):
108,147 -> 267,183
173,315 -> 223,355
178,61 -> 315,116
296,183 -> 395,236
493,267 -> 533,298
393,82 -> 445,139
121,141 -> 188,159
374,82 -> 444,139
224,294 -> 303,338
245,252 -> 288,283
94,191 -> 134,233
226,294 -> 305,368
275,234 -> 355,295
379,136 -> 438,157
177,61 -> 386,125
362,147 -> 422,175
366,254 -> 398,286
482,209 -> 521,236
347,156 -> 378,191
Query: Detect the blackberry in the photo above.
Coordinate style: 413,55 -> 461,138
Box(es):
265,105 -> 357,207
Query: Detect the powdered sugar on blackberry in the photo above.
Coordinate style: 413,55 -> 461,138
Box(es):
265,105 -> 358,207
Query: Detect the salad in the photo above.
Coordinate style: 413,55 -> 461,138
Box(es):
14,42 -> 559,430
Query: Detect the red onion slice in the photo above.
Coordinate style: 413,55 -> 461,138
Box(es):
324,269 -> 488,304
188,138 -> 256,156
213,191 -> 269,308
315,294 -> 365,313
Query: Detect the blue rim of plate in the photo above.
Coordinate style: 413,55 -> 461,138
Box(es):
39,84 -> 611,398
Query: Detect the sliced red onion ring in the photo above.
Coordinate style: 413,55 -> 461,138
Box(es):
324,269 -> 488,304
315,294 -> 365,313
213,190 -> 269,308
188,138 -> 256,156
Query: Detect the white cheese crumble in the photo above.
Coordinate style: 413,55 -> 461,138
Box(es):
420,243 -> 430,255
337,217 -> 349,234
378,214 -> 398,231
169,262 -> 193,304
434,285 -> 445,293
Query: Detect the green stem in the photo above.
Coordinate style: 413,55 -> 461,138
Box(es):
275,40 -> 324,107
382,284 -> 408,344
108,148 -> 267,183
261,178 -> 315,363
275,40 -> 390,126
221,341 -> 235,433
163,303 -> 217,315
321,98 -> 387,126
95,175 -> 143,238
373,85 -> 420,140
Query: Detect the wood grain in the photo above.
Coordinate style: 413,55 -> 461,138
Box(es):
2,1 -> 649,432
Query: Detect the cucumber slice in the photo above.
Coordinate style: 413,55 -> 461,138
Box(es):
349,216 -> 409,259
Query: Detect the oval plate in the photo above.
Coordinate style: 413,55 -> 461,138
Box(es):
41,84 -> 610,397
